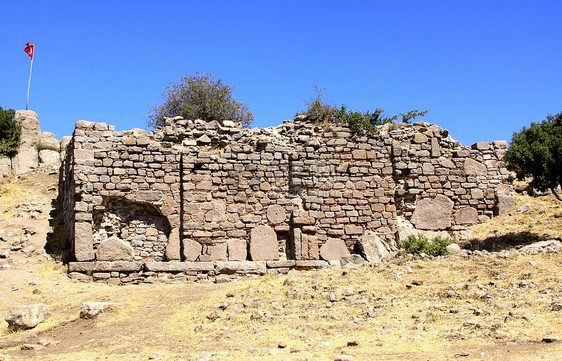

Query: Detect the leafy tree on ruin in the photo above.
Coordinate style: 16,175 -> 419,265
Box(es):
147,71 -> 254,129
503,112 -> 562,201
0,106 -> 20,157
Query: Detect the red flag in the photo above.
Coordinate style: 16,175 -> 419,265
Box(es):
24,42 -> 34,59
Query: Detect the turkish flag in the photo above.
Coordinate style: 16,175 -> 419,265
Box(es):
24,42 -> 34,59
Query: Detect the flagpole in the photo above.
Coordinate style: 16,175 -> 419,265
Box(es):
26,54 -> 33,110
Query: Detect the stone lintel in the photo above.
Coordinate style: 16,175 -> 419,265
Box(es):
69,261 -> 143,272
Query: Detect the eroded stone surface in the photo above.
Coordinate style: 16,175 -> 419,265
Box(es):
183,239 -> 202,261
249,225 -> 278,261
464,158 -> 487,176
357,230 -> 391,264
227,239 -> 247,261
96,237 -> 134,261
454,207 -> 479,225
266,205 -> 286,224
410,195 -> 454,230
5,304 -> 50,331
319,238 -> 350,261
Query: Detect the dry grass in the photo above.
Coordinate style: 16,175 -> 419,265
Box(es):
1,251 -> 561,360
470,181 -> 562,242
1,175 -> 561,360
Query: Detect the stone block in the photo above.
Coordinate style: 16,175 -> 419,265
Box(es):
319,238 -> 350,260
74,222 -> 94,261
357,230 -> 391,264
267,204 -> 286,224
464,159 -> 487,176
182,239 -> 202,261
249,225 -> 279,261
68,261 -> 143,272
410,195 -> 453,230
96,237 -> 134,261
454,207 -> 478,225
165,228 -> 181,261
215,261 -> 266,275
227,239 -> 247,261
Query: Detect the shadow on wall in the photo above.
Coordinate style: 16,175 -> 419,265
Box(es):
466,232 -> 552,252
45,197 -> 70,263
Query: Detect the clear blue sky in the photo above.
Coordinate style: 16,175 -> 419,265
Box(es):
2,1 -> 561,146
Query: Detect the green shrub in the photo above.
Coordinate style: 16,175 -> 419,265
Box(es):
0,106 -> 20,157
503,112 -> 562,201
147,71 -> 254,129
398,234 -> 451,256
296,85 -> 427,134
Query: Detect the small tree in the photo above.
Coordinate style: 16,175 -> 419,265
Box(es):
0,106 -> 20,157
504,112 -> 562,201
147,71 -> 254,129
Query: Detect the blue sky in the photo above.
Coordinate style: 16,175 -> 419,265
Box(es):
1,1 -> 561,146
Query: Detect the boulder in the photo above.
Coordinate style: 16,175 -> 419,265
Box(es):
319,238 -> 350,261
446,243 -> 462,255
454,207 -> 479,225
38,132 -> 60,152
410,195 -> 454,230
357,230 -> 391,264
5,304 -> 50,331
95,237 -> 134,261
39,149 -> 60,166
249,225 -> 278,261
80,302 -> 123,319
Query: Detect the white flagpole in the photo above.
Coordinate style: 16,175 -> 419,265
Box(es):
26,49 -> 34,110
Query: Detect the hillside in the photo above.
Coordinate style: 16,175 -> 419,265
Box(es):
0,170 -> 561,361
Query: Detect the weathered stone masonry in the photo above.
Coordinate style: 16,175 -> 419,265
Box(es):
62,118 -> 511,284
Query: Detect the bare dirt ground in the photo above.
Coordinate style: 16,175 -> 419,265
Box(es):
0,171 -> 561,361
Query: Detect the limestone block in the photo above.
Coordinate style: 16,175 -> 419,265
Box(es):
80,302 -> 123,319
165,228 -> 181,261
0,157 -> 11,180
249,225 -> 279,261
39,149 -> 60,166
319,238 -> 350,260
15,110 -> 40,147
12,148 -> 38,176
74,222 -> 94,261
182,239 -> 202,261
413,133 -> 428,143
357,230 -> 391,264
207,243 -> 227,261
471,142 -> 491,151
431,138 -> 441,157
410,195 -> 453,230
136,190 -> 162,202
205,201 -> 227,222
39,132 -> 60,151
454,207 -> 479,225
227,239 -> 247,261
303,234 -> 319,259
463,159 -> 487,176
96,237 -> 134,261
215,261 -> 266,275
5,304 -> 50,331
266,204 -> 286,224
495,194 -> 515,216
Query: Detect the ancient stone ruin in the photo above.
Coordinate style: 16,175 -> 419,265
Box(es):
61,116 -> 513,284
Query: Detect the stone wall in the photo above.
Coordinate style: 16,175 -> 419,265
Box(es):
61,117 -> 513,283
